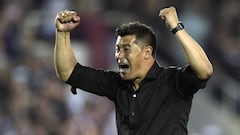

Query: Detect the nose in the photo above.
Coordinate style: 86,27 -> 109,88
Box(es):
115,51 -> 125,65
115,50 -> 124,59
117,58 -> 121,64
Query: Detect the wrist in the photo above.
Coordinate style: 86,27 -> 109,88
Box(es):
56,29 -> 68,32
170,22 -> 184,34
56,30 -> 70,38
56,29 -> 71,34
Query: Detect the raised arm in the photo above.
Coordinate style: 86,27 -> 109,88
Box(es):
159,7 -> 213,80
54,10 -> 80,81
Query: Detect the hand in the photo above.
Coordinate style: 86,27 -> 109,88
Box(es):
55,10 -> 80,32
159,6 -> 179,30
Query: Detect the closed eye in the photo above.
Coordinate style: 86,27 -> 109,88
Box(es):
116,47 -> 120,52
123,45 -> 131,52
116,45 -> 131,53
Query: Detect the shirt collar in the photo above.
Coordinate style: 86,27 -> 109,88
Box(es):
144,61 -> 163,80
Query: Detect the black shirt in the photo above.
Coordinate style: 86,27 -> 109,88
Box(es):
66,62 -> 208,135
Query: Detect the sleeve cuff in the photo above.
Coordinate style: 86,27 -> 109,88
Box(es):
65,63 -> 81,95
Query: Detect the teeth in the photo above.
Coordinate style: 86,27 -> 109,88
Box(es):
120,68 -> 129,73
119,68 -> 124,73
119,64 -> 129,73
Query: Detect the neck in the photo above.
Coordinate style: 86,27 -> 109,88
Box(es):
132,59 -> 155,91
132,78 -> 142,91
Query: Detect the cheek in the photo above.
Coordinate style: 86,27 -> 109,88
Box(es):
130,53 -> 144,68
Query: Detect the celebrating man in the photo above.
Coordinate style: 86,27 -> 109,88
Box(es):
54,6 -> 213,135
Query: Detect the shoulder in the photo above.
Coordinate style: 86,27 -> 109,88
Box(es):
161,65 -> 187,74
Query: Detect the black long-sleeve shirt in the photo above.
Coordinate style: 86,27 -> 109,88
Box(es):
66,61 -> 208,135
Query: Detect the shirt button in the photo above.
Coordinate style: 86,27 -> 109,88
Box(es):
131,112 -> 135,116
133,94 -> 137,98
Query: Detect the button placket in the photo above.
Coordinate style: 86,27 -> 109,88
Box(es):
128,91 -> 139,129
131,93 -> 137,117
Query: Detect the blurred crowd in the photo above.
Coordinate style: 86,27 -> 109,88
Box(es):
0,0 -> 239,135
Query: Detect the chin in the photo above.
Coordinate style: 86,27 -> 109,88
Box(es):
121,77 -> 130,80
120,74 -> 132,80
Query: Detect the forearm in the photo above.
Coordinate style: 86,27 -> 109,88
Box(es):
174,29 -> 213,79
54,31 -> 77,81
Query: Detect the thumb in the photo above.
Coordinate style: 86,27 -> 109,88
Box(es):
73,16 -> 80,23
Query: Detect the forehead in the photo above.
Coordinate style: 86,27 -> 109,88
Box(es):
115,35 -> 136,46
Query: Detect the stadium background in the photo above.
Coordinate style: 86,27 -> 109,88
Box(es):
0,0 -> 239,135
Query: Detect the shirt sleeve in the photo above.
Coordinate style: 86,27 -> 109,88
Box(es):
176,65 -> 210,95
65,63 -> 119,101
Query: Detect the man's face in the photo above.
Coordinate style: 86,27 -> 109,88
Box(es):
115,35 -> 145,80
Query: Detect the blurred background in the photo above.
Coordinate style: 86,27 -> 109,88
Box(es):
0,0 -> 239,135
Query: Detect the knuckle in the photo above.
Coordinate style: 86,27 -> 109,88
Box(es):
69,10 -> 76,14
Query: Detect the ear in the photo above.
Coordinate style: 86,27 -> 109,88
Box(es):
144,46 -> 153,59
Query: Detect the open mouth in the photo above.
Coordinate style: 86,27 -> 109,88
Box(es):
119,64 -> 129,69
118,64 -> 130,73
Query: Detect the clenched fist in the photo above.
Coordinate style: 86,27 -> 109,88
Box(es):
159,7 -> 179,30
55,10 -> 80,32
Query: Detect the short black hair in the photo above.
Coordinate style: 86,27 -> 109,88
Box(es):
115,21 -> 156,56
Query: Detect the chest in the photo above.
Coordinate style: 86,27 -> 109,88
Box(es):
115,78 -> 178,126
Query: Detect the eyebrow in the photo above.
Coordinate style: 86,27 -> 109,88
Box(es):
116,44 -> 131,48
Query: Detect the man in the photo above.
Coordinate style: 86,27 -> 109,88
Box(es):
54,6 -> 213,135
